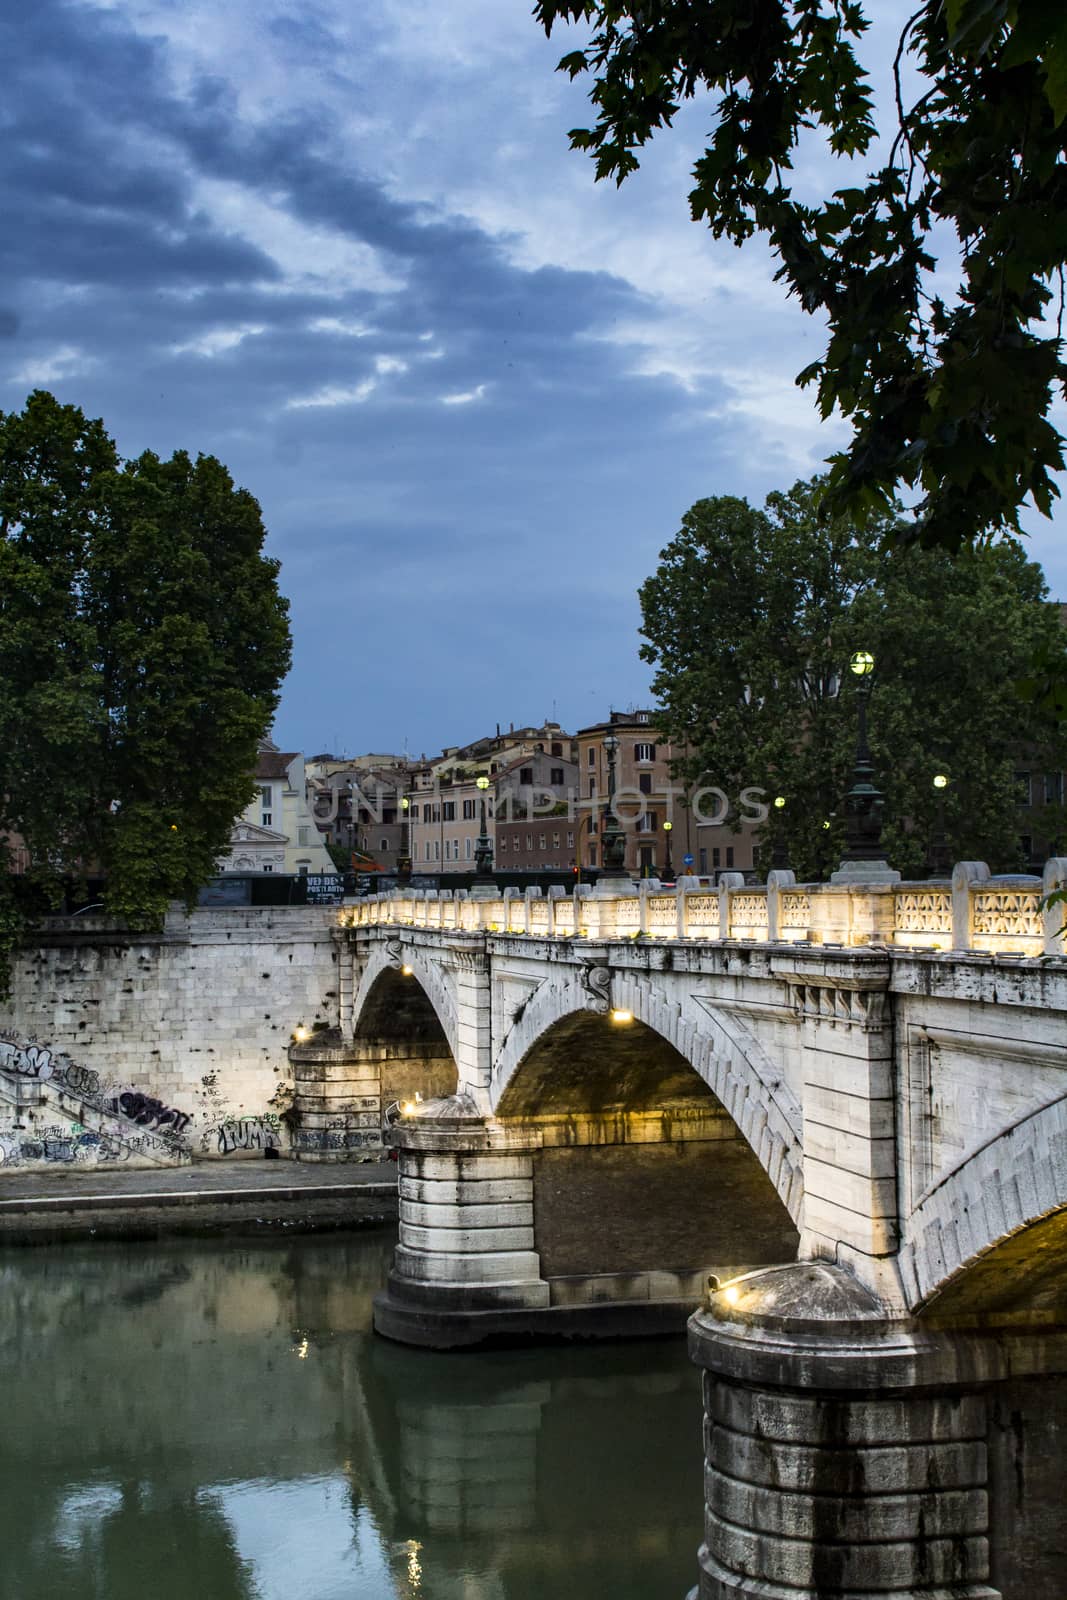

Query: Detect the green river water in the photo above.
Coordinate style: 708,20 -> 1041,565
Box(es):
0,1229 -> 702,1600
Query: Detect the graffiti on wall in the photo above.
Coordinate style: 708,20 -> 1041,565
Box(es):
0,1032 -> 193,1168
293,1129 -> 383,1153
208,1113 -> 282,1156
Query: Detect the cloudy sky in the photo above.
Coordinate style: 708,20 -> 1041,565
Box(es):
5,0 -> 1066,758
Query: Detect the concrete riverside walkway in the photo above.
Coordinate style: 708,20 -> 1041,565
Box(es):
0,1157 -> 398,1243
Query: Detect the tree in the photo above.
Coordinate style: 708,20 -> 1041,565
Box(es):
0,391 -> 291,988
536,1 -> 1067,551
638,477 -> 1067,878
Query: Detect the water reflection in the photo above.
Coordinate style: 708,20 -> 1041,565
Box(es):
0,1233 -> 701,1599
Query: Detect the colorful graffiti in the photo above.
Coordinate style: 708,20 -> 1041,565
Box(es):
0,1032 -> 192,1168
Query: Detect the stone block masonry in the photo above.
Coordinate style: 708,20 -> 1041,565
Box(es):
0,905 -> 340,1168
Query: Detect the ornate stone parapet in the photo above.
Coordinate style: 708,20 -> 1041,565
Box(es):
689,1263 -> 1001,1600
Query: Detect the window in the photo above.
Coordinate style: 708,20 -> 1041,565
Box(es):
379,838 -> 389,852
639,772 -> 653,794
462,798 -> 476,819
553,832 -> 560,848
260,785 -> 273,808
638,811 -> 658,833
712,847 -> 721,868
551,742 -> 562,757
1015,771 -> 1032,806
442,801 -> 456,821
433,840 -> 441,860
726,846 -> 735,868
699,847 -> 708,873
263,863 -> 273,873
539,834 -> 547,849
465,837 -> 472,859
1021,834 -> 1034,863
639,845 -> 655,869
634,742 -> 656,763
588,846 -> 598,866
261,813 -> 272,828
298,826 -> 308,845
551,767 -> 564,785
423,803 -> 433,822
589,779 -> 596,798
520,766 -> 533,785
566,831 -> 574,848
500,834 -> 508,851
587,747 -> 596,767
637,711 -> 649,723
382,808 -> 396,825
1045,773 -> 1064,805
526,834 -> 533,850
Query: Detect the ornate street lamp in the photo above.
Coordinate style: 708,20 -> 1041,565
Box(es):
600,732 -> 628,875
843,651 -> 884,858
662,819 -> 675,882
832,650 -> 899,883
472,773 -> 495,886
771,795 -> 789,871
397,794 -> 412,885
928,772 -> 951,878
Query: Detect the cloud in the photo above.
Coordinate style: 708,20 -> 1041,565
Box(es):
440,384 -> 487,406
170,324 -> 265,357
285,378 -> 378,409
8,345 -> 96,385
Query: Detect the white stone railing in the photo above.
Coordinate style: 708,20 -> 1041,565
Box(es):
341,859 -> 1067,959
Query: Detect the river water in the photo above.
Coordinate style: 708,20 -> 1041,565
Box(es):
0,1229 -> 702,1599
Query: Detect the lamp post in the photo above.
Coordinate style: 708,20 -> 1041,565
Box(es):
600,732 -> 628,878
771,795 -> 789,871
928,772 -> 951,878
662,819 -> 675,883
832,649 -> 899,883
396,794 -> 412,886
471,773 -> 495,894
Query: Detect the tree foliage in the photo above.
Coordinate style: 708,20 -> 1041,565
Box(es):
639,477 -> 1067,877
0,392 -> 291,987
536,1 -> 1067,551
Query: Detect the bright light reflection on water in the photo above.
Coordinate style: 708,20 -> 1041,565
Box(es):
0,1232 -> 702,1599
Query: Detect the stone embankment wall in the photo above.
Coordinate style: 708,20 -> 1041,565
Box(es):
0,906 -> 339,1169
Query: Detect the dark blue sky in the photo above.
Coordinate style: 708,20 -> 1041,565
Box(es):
4,0 -> 1065,757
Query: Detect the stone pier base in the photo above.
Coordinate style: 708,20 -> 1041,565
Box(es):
686,1263 -> 1066,1600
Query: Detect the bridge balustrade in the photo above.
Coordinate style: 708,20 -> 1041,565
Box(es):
344,857 -> 1067,959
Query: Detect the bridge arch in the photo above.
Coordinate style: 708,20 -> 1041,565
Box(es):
353,941 -> 459,1064
491,965 -> 803,1223
489,968 -> 800,1298
351,945 -> 459,1108
903,1090 -> 1067,1315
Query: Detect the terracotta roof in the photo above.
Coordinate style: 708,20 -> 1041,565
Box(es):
255,751 -> 298,779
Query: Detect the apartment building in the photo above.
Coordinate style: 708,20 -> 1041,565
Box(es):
410,722 -> 576,875
220,744 -> 335,877
576,711 -> 758,879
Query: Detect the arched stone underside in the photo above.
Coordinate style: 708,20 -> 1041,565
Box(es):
490,968 -> 804,1224
495,1005 -> 800,1291
902,1090 -> 1067,1315
292,950 -> 458,1162
352,941 -> 459,1065
351,963 -> 458,1108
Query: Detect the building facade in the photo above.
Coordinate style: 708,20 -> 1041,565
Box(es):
575,711 -> 758,879
220,745 -> 335,877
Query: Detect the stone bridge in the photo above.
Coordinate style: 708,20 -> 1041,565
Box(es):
332,862 -> 1067,1600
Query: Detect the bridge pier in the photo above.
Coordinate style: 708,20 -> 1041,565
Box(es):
374,1090 -> 800,1348
690,1263 -> 1067,1600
